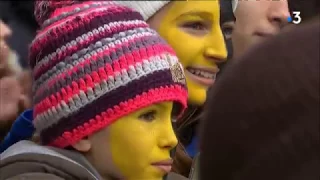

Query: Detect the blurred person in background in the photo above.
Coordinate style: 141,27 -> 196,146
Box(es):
200,18 -> 319,180
0,20 -> 32,140
232,0 -> 290,58
217,0 -> 236,75
0,0 -> 38,68
221,0 -> 236,60
0,20 -> 22,77
0,1 -> 35,141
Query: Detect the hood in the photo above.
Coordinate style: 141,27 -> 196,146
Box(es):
0,140 -> 102,180
0,140 -> 187,180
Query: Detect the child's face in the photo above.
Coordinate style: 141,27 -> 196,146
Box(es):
75,102 -> 177,180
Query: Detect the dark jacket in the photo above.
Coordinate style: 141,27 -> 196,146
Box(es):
0,141 -> 187,180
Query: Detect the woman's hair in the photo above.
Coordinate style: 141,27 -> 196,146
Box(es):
200,20 -> 319,180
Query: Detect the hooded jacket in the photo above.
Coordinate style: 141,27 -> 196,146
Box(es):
0,141 -> 187,180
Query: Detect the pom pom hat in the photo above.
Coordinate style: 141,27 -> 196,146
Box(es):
30,0 -> 188,148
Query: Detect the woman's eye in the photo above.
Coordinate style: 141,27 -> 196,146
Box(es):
138,110 -> 157,122
183,21 -> 207,31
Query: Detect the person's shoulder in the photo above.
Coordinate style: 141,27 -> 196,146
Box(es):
167,172 -> 189,180
0,140 -> 52,160
5,173 -> 65,180
0,140 -> 99,180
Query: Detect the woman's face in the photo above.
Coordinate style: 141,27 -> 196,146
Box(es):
148,1 -> 227,106
76,102 -> 178,180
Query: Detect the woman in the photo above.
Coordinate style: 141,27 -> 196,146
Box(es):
1,1 -> 188,179
116,0 -> 238,177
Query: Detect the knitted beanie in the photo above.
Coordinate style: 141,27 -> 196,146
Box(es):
115,0 -> 239,21
30,0 -> 188,148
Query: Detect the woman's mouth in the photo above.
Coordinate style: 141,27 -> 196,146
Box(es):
186,67 -> 218,87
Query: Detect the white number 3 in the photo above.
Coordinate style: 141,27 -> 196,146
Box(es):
292,11 -> 302,24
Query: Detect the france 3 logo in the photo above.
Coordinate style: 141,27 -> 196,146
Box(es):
288,11 -> 302,24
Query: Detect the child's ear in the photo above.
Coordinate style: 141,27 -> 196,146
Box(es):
72,138 -> 91,152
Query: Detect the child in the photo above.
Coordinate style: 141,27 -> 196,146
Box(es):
0,1 -> 188,180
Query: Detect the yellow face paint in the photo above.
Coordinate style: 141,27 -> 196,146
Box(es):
109,102 -> 178,180
157,0 -> 227,105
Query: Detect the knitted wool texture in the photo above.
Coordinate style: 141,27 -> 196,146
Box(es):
30,0 -> 188,148
115,0 -> 238,21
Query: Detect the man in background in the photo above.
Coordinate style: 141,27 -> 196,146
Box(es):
232,0 -> 290,58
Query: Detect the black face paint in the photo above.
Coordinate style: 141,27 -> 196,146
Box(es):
219,0 -> 235,74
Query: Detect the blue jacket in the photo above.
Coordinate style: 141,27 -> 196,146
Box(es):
0,109 -> 34,153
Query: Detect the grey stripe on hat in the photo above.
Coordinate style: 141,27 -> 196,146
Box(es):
34,55 -> 179,132
33,31 -> 165,104
33,24 -> 153,93
31,4 -> 122,48
41,1 -> 114,29
34,19 -> 148,74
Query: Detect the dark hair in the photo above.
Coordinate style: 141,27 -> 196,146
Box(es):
200,20 -> 320,180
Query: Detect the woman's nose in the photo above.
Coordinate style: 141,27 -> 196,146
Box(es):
204,28 -> 228,64
204,47 -> 228,64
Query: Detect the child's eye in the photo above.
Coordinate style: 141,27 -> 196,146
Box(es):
138,110 -> 157,122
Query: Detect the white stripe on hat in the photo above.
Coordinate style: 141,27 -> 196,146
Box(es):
114,1 -> 170,20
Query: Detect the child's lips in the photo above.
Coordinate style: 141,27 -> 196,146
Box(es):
151,159 -> 173,173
